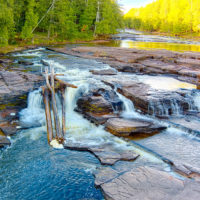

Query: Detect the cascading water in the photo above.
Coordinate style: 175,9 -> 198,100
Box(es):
148,99 -> 183,116
115,90 -> 139,118
20,89 -> 46,128
193,92 -> 200,111
3,47 -> 200,200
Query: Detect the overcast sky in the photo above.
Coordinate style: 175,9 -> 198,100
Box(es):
119,0 -> 155,13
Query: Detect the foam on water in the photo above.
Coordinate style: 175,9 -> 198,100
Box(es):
13,48 -> 45,57
50,139 -> 64,149
193,92 -> 200,111
19,89 -> 46,128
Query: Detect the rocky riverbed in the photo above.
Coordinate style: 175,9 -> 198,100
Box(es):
0,57 -> 44,147
48,46 -> 200,85
1,43 -> 200,200
46,45 -> 200,199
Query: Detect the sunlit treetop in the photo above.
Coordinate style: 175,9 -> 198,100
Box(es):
124,0 -> 200,35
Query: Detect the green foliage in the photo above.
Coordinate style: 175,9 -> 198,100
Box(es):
0,0 -> 123,46
21,0 -> 38,39
0,0 -> 14,45
95,0 -> 124,35
124,0 -> 200,35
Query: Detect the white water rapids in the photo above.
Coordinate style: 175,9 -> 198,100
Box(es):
16,48 -> 200,166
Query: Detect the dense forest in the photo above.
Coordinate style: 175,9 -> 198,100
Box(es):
0,0 -> 124,46
124,0 -> 200,35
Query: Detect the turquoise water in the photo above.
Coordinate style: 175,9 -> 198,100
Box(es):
1,30 -> 200,200
0,127 -> 103,200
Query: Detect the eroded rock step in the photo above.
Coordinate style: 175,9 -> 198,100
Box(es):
48,46 -> 200,84
76,88 -> 166,138
64,142 -> 139,165
95,166 -> 200,200
105,118 -> 166,137
0,70 -> 44,147
136,128 -> 200,177
102,76 -> 196,117
0,130 -> 11,148
166,116 -> 200,136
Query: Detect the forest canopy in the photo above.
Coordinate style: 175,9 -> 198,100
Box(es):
124,0 -> 200,35
0,0 -> 124,46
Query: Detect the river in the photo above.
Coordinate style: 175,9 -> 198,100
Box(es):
0,30 -> 200,200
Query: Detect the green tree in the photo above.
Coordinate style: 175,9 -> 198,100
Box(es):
95,0 -> 124,35
0,0 -> 14,45
21,0 -> 38,39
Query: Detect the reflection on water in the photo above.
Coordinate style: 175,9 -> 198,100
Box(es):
102,40 -> 200,52
120,40 -> 200,52
136,75 -> 197,91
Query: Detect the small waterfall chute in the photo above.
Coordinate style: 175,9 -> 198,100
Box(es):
20,89 -> 45,128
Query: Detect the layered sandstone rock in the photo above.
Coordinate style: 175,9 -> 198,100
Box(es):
96,166 -> 200,200
105,118 -> 166,137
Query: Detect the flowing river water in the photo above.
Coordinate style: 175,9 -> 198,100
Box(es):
1,30 -> 200,199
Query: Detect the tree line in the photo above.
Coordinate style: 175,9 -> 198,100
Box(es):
124,0 -> 200,35
0,0 -> 124,46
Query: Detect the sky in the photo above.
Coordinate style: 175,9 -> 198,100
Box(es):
119,0 -> 155,13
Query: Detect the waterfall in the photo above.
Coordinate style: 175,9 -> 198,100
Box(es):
148,99 -> 183,117
20,89 -> 46,128
193,92 -> 200,111
114,88 -> 148,120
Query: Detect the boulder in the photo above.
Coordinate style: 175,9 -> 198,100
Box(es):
105,118 -> 166,137
77,95 -> 113,115
76,88 -> 123,124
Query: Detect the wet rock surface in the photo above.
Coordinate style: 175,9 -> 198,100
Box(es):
18,60 -> 34,65
0,71 -> 44,105
172,162 -> 200,180
166,117 -> 200,135
48,46 -> 200,84
0,135 -> 11,148
0,70 -> 44,136
105,118 -> 166,137
97,166 -> 200,200
76,89 -> 123,125
64,142 -> 139,165
90,69 -> 117,75
102,77 -> 195,117
77,95 -> 114,115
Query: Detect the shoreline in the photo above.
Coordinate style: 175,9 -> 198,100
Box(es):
0,38 -> 111,55
131,29 -> 200,42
